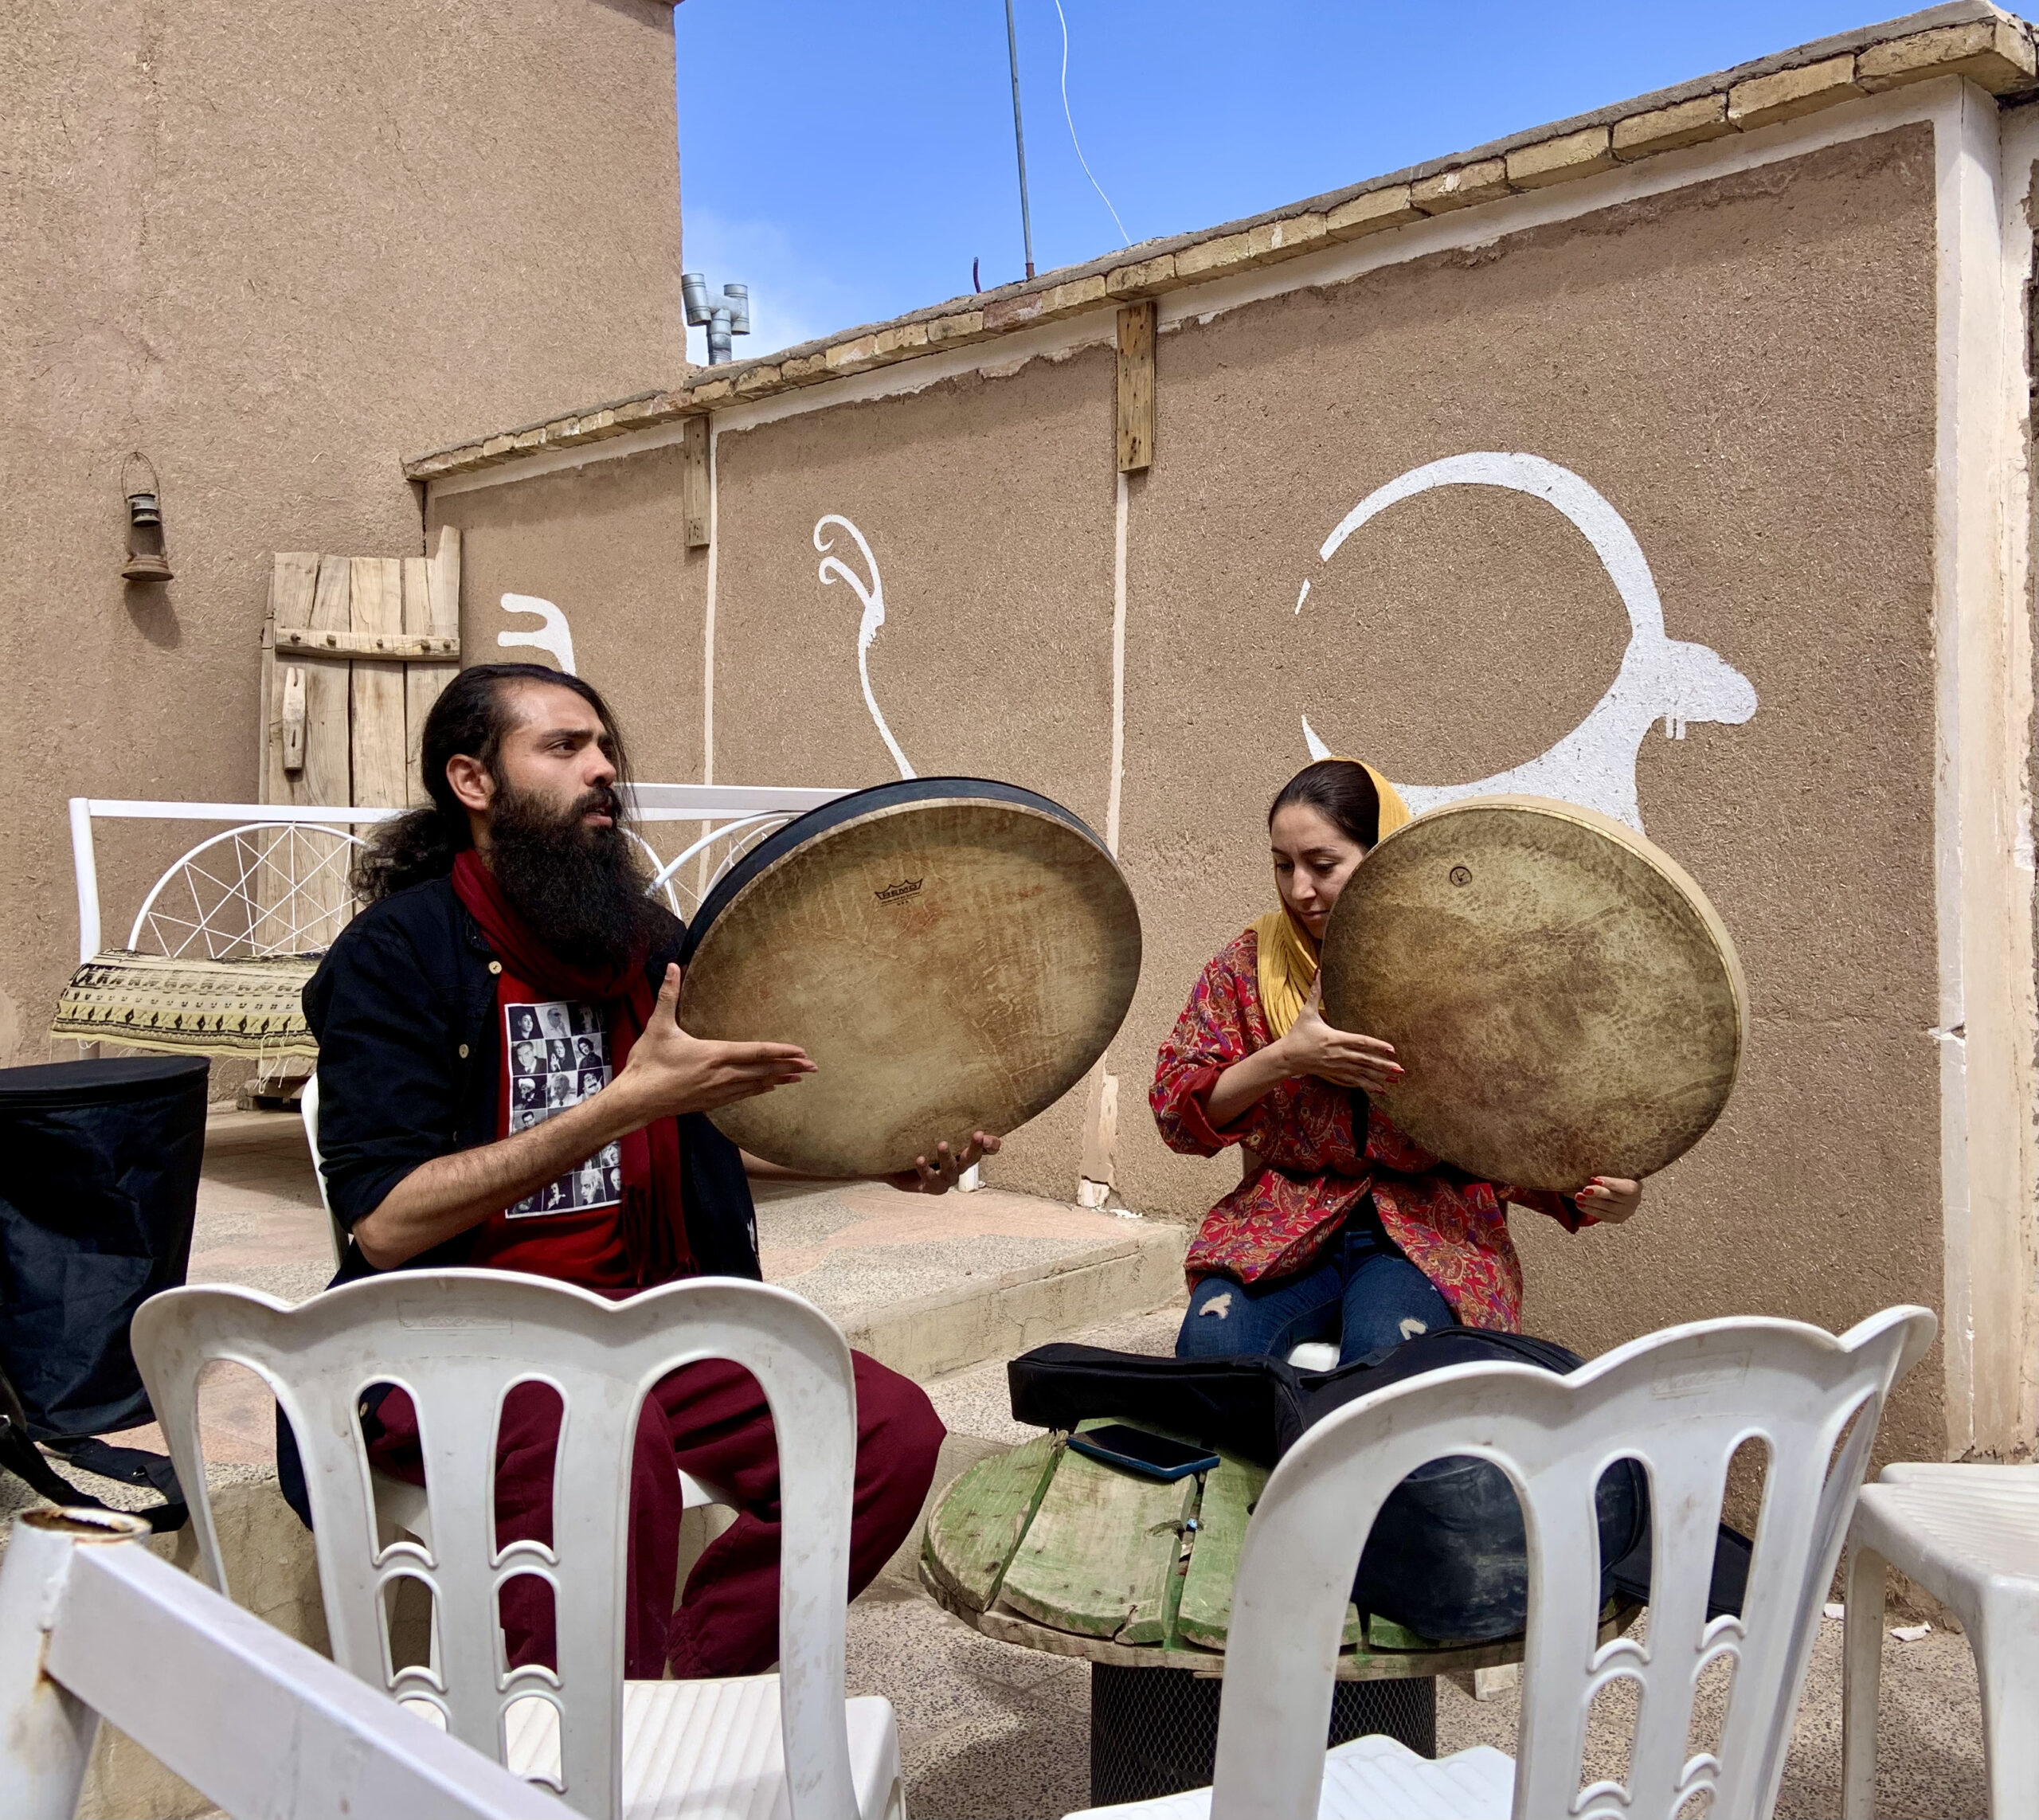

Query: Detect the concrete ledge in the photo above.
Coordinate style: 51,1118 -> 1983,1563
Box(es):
405,3 -> 2037,483
841,1221 -> 1188,1383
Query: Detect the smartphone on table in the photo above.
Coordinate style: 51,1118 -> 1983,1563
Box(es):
1066,1423 -> 1220,1481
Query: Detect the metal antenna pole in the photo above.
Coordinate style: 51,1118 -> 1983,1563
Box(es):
1004,0 -> 1037,280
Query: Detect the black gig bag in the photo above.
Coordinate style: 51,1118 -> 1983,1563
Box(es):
0,1057 -> 205,1530
1009,1325 -> 1747,1644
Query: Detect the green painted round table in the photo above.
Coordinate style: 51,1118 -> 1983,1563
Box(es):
920,1424 -> 1640,1806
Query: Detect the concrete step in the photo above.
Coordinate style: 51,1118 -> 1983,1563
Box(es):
754,1177 -> 1186,1383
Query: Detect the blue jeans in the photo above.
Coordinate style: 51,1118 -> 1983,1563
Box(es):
1176,1215 -> 1454,1367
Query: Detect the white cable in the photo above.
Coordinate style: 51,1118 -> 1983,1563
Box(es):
1053,0 -> 1130,248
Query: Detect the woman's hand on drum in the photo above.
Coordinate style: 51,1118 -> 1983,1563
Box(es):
886,1130 -> 1003,1195
1278,978 -> 1403,1093
1576,1176 -> 1643,1222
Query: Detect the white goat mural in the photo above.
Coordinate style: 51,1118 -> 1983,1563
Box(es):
814,514 -> 916,778
497,593 -> 577,675
1297,452 -> 1757,832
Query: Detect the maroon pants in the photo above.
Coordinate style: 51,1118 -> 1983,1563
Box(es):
364,1351 -> 944,1679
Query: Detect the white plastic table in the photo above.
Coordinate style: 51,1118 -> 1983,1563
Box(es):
1842,1462 -> 2039,1818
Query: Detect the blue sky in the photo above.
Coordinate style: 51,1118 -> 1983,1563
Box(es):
675,2 -> 2024,362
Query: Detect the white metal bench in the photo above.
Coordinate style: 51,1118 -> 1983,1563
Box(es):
51,786 -> 850,1064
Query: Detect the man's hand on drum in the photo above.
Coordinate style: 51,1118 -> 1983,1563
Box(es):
886,1130 -> 1003,1196
618,964 -> 816,1119
1575,1176 -> 1644,1222
1279,978 -> 1403,1093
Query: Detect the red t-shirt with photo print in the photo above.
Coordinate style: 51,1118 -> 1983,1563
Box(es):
463,993 -> 634,1288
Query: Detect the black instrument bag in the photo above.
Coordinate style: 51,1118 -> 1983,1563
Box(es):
0,1056 -> 207,1439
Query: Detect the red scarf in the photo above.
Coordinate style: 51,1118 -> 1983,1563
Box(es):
452,849 -> 691,1287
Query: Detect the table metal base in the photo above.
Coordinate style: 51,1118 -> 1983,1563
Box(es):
1089,1662 -> 1436,1807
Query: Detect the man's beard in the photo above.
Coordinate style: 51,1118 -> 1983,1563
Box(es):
487,781 -> 661,970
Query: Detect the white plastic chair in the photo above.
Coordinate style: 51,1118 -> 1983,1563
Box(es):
1064,1305 -> 1935,1820
1,1505 -> 570,1820
298,1074 -> 728,1529
299,1071 -> 352,1273
131,1271 -> 904,1820
1841,1461 -> 2039,1819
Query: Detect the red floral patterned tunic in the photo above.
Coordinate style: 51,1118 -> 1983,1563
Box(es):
1150,928 -> 1589,1333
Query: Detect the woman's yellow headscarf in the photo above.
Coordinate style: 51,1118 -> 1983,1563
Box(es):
1254,759 -> 1411,1040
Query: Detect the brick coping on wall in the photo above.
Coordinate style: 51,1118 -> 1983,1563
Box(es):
405,2 -> 2036,483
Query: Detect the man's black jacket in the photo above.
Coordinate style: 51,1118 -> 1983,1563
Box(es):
302,875 -> 761,1282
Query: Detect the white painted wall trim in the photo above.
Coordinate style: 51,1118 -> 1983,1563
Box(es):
1932,80 -> 2039,1458
1106,471 -> 1129,857
702,421 -> 719,788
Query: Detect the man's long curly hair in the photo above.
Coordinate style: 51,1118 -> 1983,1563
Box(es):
351,663 -> 636,904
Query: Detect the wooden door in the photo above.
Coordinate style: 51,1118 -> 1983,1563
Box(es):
252,527 -> 460,1091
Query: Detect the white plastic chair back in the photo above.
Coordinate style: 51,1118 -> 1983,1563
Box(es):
132,1272 -> 863,1820
1,1507 -> 571,1820
298,1072 -> 352,1273
1207,1307 -> 1935,1820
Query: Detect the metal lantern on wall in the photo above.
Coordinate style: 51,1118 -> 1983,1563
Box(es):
120,452 -> 173,583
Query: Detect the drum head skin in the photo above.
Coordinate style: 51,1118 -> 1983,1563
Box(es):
675,779 -> 1141,1176
1318,796 -> 1745,1192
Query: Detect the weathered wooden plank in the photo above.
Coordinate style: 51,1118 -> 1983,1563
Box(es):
1173,1450 -> 1262,1650
400,558 -> 436,807
256,554 -> 323,957
405,526 -> 462,805
996,1426 -> 1194,1643
1364,1611 -> 1438,1651
1176,1450 -> 1362,1650
1115,300 -> 1156,473
350,556 -> 408,809
301,555 -> 354,812
681,417 -> 710,549
261,554 -> 321,808
276,625 -> 459,661
953,1587 -> 1541,1683
427,523 -> 461,632
921,1431 -> 1061,1615
281,667 -> 307,774
250,554 -> 352,983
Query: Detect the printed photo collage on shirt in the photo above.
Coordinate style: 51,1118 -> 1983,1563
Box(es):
504,1000 -> 622,1218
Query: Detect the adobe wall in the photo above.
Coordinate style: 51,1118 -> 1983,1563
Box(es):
0,0 -> 685,1067
433,124 -> 1960,1460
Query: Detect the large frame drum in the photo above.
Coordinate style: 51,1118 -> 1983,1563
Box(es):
677,779 -> 1141,1177
1318,796 -> 1745,1191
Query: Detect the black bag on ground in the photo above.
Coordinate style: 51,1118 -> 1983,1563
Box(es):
1009,1325 -> 1746,1644
0,1058 -> 205,1531
0,1362 -> 187,1532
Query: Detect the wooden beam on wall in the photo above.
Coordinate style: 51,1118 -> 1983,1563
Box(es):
1116,301 -> 1156,474
681,415 -> 711,549
276,627 -> 460,661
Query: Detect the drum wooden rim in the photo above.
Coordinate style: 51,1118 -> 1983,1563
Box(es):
675,779 -> 1141,1176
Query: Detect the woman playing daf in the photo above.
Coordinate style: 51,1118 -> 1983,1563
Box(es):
1152,758 -> 1643,1364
